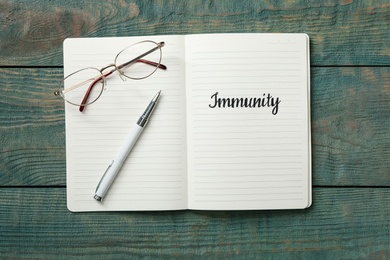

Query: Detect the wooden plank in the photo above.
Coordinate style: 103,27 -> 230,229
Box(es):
0,68 -> 65,185
0,187 -> 388,258
0,0 -> 389,66
0,67 -> 389,186
311,67 -> 390,186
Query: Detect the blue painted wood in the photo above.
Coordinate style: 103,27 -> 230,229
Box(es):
0,0 -> 389,66
0,0 -> 389,258
0,188 -> 389,259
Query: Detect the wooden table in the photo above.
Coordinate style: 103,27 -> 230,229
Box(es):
1,1 -> 389,258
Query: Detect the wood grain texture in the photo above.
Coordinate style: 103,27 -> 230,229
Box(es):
0,68 -> 65,186
0,2 -> 389,258
0,67 -> 388,186
0,0 -> 389,66
0,188 -> 388,259
311,67 -> 390,186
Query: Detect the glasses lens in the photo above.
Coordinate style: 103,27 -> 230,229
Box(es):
115,41 -> 162,80
60,67 -> 105,106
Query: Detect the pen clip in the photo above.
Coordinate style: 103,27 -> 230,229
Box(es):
95,160 -> 114,192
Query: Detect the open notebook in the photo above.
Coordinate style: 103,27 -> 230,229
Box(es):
65,33 -> 311,212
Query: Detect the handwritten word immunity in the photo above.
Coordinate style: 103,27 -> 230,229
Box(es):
208,92 -> 281,115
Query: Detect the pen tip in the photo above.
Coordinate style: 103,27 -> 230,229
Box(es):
152,90 -> 161,102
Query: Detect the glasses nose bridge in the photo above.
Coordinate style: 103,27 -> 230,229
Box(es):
100,63 -> 117,74
100,63 -> 127,82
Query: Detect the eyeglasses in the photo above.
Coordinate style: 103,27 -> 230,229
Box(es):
54,40 -> 167,112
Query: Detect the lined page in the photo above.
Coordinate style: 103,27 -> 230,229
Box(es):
65,36 -> 188,211
186,34 -> 311,210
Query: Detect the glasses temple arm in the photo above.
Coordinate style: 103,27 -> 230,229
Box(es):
79,71 -> 112,112
79,59 -> 167,112
118,59 -> 167,71
116,42 -> 166,70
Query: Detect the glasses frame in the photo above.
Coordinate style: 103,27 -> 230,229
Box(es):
55,40 -> 167,112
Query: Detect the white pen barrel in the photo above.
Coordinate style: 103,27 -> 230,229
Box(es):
115,124 -> 144,166
94,124 -> 144,200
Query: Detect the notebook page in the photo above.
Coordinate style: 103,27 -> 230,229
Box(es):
65,36 -> 188,211
186,34 -> 311,210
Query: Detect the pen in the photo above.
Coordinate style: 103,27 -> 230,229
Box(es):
94,90 -> 161,201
